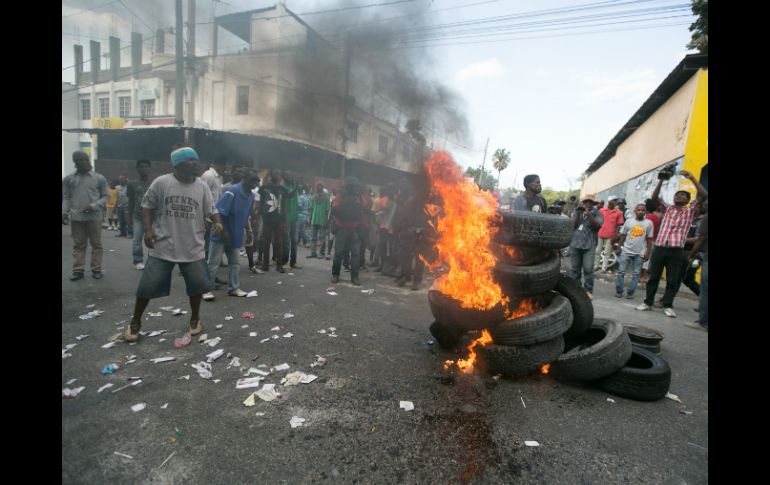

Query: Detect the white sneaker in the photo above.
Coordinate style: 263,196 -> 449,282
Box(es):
134,263 -> 145,270
228,289 -> 248,297
663,307 -> 677,318
202,292 -> 215,301
635,303 -> 651,311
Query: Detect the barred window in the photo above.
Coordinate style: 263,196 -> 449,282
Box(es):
118,96 -> 131,118
379,135 -> 388,154
140,99 -> 155,117
98,98 -> 110,118
346,122 -> 358,143
237,86 -> 249,115
81,99 -> 91,120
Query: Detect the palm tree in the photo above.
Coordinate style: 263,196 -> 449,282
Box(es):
492,148 -> 511,191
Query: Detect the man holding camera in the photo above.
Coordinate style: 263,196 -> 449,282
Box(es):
636,168 -> 707,317
568,194 -> 604,300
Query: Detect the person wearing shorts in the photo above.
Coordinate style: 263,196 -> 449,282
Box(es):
123,147 -> 223,342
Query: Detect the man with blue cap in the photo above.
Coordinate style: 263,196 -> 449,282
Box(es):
123,147 -> 224,342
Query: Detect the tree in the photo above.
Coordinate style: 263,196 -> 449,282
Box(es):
491,148 -> 511,190
465,166 -> 497,191
687,0 -> 708,53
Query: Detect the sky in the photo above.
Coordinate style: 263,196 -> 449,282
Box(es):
62,0 -> 698,191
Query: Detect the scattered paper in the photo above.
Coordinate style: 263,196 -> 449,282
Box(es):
272,363 -> 290,371
148,330 -> 166,337
207,337 -> 222,347
520,397 -> 526,408
172,308 -> 187,316
216,324 -> 223,329
327,291 -> 338,296
174,334 -> 192,348
246,290 -> 258,298
283,371 -> 319,386
66,378 -> 77,385
255,412 -> 265,417
66,344 -> 77,350
607,398 -> 616,403
111,380 -> 142,393
251,332 -> 258,337
62,387 -> 86,398
178,375 -> 191,380
213,379 -> 221,384
318,329 -> 327,334
242,312 -> 255,319
131,403 -> 147,412
150,357 -> 176,363
62,350 -> 73,359
524,441 -> 540,447
310,355 -> 327,368
75,334 -> 89,341
159,306 -> 174,311
271,326 -> 281,331
665,393 -> 683,403
79,310 -> 104,320
148,312 -> 162,317
225,316 -> 234,321
283,333 -> 294,338
161,403 -> 169,409
191,362 -> 212,379
329,327 -> 336,332
352,334 -> 357,337
243,393 -> 257,407
158,338 -> 166,343
280,299 -> 286,302
256,384 -> 281,401
361,289 -> 375,295
236,377 -> 265,389
244,368 -> 270,377
86,304 -> 96,309
272,335 -> 280,340
227,357 -> 241,369
399,401 -> 414,411
277,281 -> 282,285
283,313 -> 295,319
260,338 -> 270,343
114,452 -> 133,459
206,349 -> 224,362
679,410 -> 693,416
289,416 -> 306,428
102,342 -> 116,349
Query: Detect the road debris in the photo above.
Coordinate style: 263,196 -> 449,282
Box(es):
79,310 -> 104,320
525,441 -> 540,447
75,334 -> 89,341
289,416 -> 306,428
272,363 -> 290,372
225,316 -> 234,321
227,357 -> 242,369
102,363 -> 119,375
310,355 -> 327,368
191,362 -> 212,379
216,324 -> 223,329
246,290 -> 258,297
283,332 -> 294,338
271,326 -> 281,331
283,313 -> 295,319
150,357 -> 177,363
148,330 -> 166,337
256,384 -> 281,401
520,397 -> 526,408
243,393 -> 257,407
236,377 -> 265,389
282,371 -> 318,385
607,398 -> 616,403
113,452 -> 133,459
86,304 -> 96,309
174,334 -> 192,348
130,403 -> 147,412
97,383 -> 114,393
161,403 -> 169,409
159,306 -> 174,311
242,312 -> 255,319
147,312 -> 162,317
62,387 -> 86,398
361,289 -> 375,295
206,349 -> 224,362
172,308 -> 187,316
665,392 -> 683,403
111,380 -> 142,393
244,367 -> 270,377
206,337 -> 222,347
66,378 -> 77,385
399,401 -> 414,411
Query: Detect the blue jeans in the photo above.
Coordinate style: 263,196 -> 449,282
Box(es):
569,247 -> 596,292
332,228 -> 360,279
698,258 -> 708,328
206,239 -> 241,294
117,207 -> 129,236
132,214 -> 145,264
297,214 -> 310,245
615,252 -> 644,296
311,225 -> 326,257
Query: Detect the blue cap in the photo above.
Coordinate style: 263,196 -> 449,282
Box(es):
170,147 -> 199,166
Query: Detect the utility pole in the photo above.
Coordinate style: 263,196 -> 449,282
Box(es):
340,32 -> 352,181
175,0 -> 184,126
187,0 -> 196,128
478,137 -> 490,187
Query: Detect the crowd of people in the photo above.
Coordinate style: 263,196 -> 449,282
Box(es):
62,149 -> 708,342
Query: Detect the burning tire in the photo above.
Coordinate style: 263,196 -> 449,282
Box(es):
553,273 -> 594,340
590,346 -> 671,401
493,250 -> 561,297
493,211 -> 574,249
429,320 -> 463,350
490,293 -> 573,346
428,287 -> 506,331
551,318 -> 632,382
478,336 -> 564,377
490,243 -> 553,266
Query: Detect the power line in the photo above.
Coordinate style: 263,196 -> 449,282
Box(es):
62,0 -> 118,18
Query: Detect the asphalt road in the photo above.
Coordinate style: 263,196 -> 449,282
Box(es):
62,226 -> 708,484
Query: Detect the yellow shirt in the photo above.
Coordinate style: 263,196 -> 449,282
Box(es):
106,187 -> 118,208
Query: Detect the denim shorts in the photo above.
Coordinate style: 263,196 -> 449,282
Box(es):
136,256 -> 212,299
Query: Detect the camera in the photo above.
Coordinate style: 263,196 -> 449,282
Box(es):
657,162 -> 678,181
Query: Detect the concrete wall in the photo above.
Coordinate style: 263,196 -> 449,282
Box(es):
583,72 -> 699,196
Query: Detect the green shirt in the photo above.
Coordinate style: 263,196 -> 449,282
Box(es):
309,193 -> 330,226
281,184 -> 299,222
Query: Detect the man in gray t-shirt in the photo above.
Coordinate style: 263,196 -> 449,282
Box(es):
123,147 -> 224,343
614,203 -> 654,298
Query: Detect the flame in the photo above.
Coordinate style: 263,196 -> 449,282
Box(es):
444,330 -> 494,373
503,297 -> 541,320
424,151 -> 507,310
540,364 -> 550,375
502,246 -> 517,259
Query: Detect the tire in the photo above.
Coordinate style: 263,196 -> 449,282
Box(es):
490,243 -> 553,266
493,210 -> 574,249
479,336 -> 564,377
590,346 -> 671,401
551,318 -> 632,382
490,293 -> 573,345
493,251 -> 561,297
623,325 -> 665,346
429,321 -> 463,350
631,341 -> 661,355
553,273 -> 594,340
428,285 -> 506,331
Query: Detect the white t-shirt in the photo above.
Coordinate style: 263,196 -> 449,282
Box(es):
141,174 -> 217,262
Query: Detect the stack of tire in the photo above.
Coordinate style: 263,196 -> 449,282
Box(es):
429,211 -> 585,376
427,210 -> 672,401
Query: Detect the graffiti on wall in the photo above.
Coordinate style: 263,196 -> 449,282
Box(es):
596,157 -> 686,206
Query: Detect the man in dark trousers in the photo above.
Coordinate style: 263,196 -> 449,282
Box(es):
636,170 -> 707,318
127,159 -> 153,270
123,147 -> 223,342
330,177 -> 366,286
258,170 -> 289,273
62,151 -> 109,280
685,200 -> 708,332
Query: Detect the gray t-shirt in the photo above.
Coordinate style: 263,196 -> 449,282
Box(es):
619,218 -> 654,256
513,194 -> 547,213
569,208 -> 604,250
141,174 -> 217,262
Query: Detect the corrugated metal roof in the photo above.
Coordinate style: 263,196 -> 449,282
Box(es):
585,53 -> 708,174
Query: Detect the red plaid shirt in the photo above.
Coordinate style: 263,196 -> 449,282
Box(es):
654,201 -> 700,248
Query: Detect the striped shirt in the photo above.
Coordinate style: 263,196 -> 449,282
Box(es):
654,201 -> 700,248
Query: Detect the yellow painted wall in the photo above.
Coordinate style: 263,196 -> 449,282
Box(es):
678,69 -> 708,195
582,73 -> 699,196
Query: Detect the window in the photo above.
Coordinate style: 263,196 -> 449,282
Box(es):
118,96 -> 131,118
81,99 -> 91,120
402,143 -> 411,160
140,99 -> 155,117
346,122 -> 358,143
98,98 -> 110,118
237,86 -> 249,115
379,135 -> 388,154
